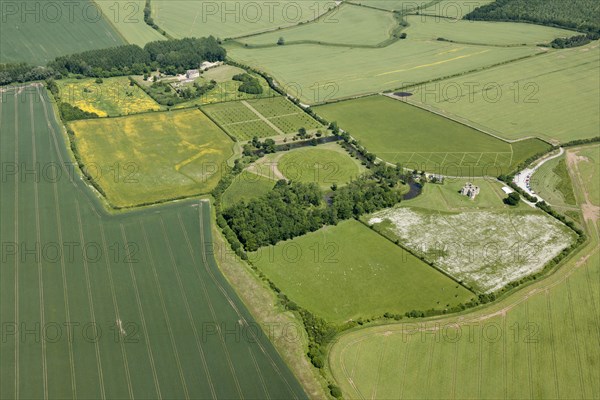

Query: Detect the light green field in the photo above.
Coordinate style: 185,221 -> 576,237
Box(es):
329,144 -> 599,400
222,171 -> 276,208
58,77 -> 162,117
315,95 -> 551,176
0,0 -> 125,65
406,15 -> 576,45
350,0 -> 435,12
574,145 -> 600,206
202,96 -> 323,141
94,0 -> 166,46
404,41 -> 600,142
420,0 -> 495,18
70,108 -> 234,207
250,220 -> 474,323
246,143 -> 364,190
531,155 -> 577,207
277,145 -> 363,189
0,85 -> 306,399
239,4 -> 397,46
227,39 -> 542,104
152,0 -> 336,39
402,177 -> 531,211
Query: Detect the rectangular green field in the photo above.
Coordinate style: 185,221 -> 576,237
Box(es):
94,0 -> 166,46
69,108 -> 234,207
202,96 -> 322,141
1,0 -> 125,65
0,85 -> 307,399
315,95 -> 551,176
238,3 -> 397,47
152,0 -> 336,39
250,219 -> 474,323
403,41 -> 600,142
226,38 -> 541,104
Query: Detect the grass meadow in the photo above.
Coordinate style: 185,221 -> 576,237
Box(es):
222,171 -> 276,208
0,85 -> 307,399
202,96 -> 322,141
250,220 -> 474,323
329,145 -> 600,398
226,32 -> 542,104
238,4 -> 397,47
0,0 -> 125,65
70,108 -> 234,208
58,77 -> 162,117
405,15 -> 576,45
315,95 -> 551,176
152,0 -> 336,39
404,41 -> 600,142
94,0 -> 166,46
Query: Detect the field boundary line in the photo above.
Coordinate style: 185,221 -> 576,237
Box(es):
13,90 -> 19,400
175,214 -> 244,399
248,348 -> 270,400
545,291 -> 560,398
139,221 -> 190,399
370,338 -> 389,400
566,277 -> 586,398
98,224 -> 135,399
74,202 -> 106,400
50,148 -> 77,399
158,217 -> 218,400
119,225 -> 162,399
196,203 -> 300,398
241,100 -> 285,136
29,94 -> 48,400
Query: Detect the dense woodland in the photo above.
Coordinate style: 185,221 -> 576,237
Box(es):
0,37 -> 226,85
465,0 -> 600,34
50,37 -> 226,77
222,168 -> 404,252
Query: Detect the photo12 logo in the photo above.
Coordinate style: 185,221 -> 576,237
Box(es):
194,1 -> 339,25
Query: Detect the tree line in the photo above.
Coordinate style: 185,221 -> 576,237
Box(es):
464,0 -> 600,35
0,36 -> 227,85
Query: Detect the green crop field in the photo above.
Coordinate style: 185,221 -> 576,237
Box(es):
69,108 -> 234,208
152,0 -> 336,39
250,219 -> 474,323
350,0 -> 437,12
202,96 -> 322,141
222,171 -> 276,208
0,85 -> 306,399
403,41 -> 600,142
238,4 -> 397,47
328,143 -> 600,400
315,95 -> 551,176
57,77 -> 162,117
0,0 -> 125,65
94,0 -> 166,46
405,15 -> 576,45
227,39 -> 542,104
420,0 -> 495,18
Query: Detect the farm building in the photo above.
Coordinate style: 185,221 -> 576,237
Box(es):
186,69 -> 200,79
460,182 -> 480,200
200,61 -> 223,71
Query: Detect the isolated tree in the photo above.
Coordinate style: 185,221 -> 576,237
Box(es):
277,37 -> 285,45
